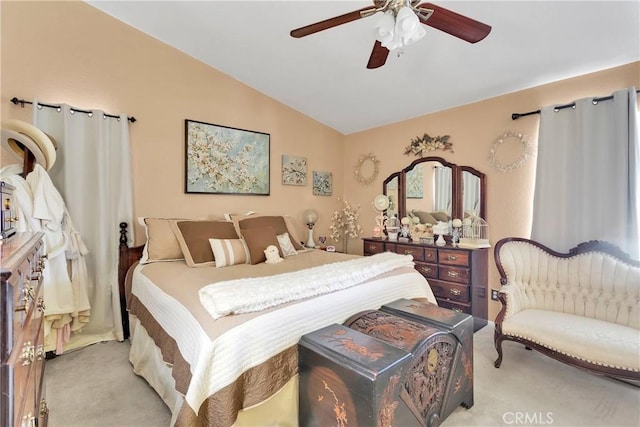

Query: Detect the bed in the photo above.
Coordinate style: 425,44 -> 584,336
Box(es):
117,215 -> 437,427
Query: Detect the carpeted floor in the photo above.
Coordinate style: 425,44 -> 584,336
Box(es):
46,322 -> 639,427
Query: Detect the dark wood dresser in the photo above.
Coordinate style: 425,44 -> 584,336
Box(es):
363,237 -> 488,331
1,232 -> 48,427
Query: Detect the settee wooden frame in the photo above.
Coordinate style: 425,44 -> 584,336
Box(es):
493,238 -> 640,381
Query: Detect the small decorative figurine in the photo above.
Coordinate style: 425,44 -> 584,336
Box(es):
264,245 -> 284,264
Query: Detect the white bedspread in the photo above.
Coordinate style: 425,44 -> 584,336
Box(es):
131,261 -> 436,414
199,252 -> 414,319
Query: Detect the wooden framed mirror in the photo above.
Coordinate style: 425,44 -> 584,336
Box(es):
384,157 -> 485,226
383,172 -> 400,219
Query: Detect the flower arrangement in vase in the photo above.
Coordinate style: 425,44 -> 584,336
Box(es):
329,198 -> 363,253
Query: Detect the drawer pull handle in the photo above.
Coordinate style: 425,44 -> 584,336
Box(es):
420,267 -> 431,274
20,342 -> 35,366
36,345 -> 46,361
40,399 -> 49,417
369,245 -> 376,251
404,250 -> 413,255
452,308 -> 462,313
447,255 -> 457,261
450,288 -> 462,296
426,253 -> 433,258
21,412 -> 36,427
447,271 -> 460,278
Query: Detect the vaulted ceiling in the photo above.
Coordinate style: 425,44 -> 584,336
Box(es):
88,1 -> 640,134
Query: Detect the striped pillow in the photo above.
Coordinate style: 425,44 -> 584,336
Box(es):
209,238 -> 250,268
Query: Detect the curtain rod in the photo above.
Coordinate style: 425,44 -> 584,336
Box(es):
10,97 -> 136,123
511,89 -> 640,120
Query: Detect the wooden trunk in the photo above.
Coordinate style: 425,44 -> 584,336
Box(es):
298,299 -> 473,427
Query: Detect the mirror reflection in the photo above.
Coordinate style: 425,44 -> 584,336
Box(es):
405,161 -> 452,225
384,175 -> 399,219
462,170 -> 481,217
383,157 -> 486,227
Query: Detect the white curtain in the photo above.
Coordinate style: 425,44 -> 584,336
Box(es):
462,171 -> 480,216
434,166 -> 452,213
532,87 -> 639,258
33,102 -> 134,346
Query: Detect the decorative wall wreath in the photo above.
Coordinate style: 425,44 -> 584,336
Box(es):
489,131 -> 535,172
354,153 -> 380,185
404,133 -> 453,157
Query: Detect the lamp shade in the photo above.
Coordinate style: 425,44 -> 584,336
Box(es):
375,11 -> 396,45
304,209 -> 318,226
395,6 -> 419,36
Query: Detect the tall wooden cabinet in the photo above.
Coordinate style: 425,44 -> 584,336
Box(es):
1,232 -> 48,427
363,237 -> 488,331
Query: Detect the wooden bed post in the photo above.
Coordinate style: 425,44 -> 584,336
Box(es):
119,222 -> 131,339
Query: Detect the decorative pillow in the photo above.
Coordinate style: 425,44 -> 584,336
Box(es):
209,238 -> 250,268
224,211 -> 256,221
241,226 -> 282,265
139,218 -> 184,264
172,220 -> 239,267
430,210 -> 451,222
276,232 -> 298,257
411,210 -> 438,225
235,215 -> 304,250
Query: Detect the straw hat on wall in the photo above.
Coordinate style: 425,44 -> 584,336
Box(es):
1,119 -> 57,170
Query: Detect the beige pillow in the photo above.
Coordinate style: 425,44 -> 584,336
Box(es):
172,220 -> 239,267
430,211 -> 451,222
209,238 -> 250,268
140,218 -> 184,264
241,226 -> 281,264
411,210 -> 438,225
277,232 -> 298,257
235,215 -> 304,250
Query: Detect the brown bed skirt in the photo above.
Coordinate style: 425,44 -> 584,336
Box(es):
131,294 -> 298,427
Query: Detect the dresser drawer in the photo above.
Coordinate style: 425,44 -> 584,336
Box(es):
438,266 -> 470,284
436,298 -> 472,315
424,248 -> 437,263
10,315 -> 44,426
414,261 -> 438,279
438,249 -> 469,267
395,244 -> 423,261
429,279 -> 470,303
364,240 -> 384,255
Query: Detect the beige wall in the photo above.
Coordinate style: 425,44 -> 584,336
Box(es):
2,1 -> 638,320
1,1 -> 345,243
344,62 -> 640,318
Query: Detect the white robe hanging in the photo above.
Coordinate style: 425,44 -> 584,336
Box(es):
0,164 -> 91,353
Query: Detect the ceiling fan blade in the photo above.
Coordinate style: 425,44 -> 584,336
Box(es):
366,41 -> 389,69
290,7 -> 376,38
418,2 -> 491,43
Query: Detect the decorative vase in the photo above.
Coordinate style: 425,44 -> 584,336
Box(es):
436,234 -> 446,246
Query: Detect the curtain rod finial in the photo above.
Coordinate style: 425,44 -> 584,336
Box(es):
511,113 -> 521,120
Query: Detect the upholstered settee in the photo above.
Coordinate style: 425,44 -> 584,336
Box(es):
493,238 -> 640,381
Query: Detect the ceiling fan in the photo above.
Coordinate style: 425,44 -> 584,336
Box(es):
290,0 -> 491,69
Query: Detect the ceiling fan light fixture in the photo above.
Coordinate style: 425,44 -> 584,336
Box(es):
375,11 -> 396,44
375,6 -> 425,51
395,6 -> 419,36
402,23 -> 426,45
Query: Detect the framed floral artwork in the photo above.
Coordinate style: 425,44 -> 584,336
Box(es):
406,163 -> 424,199
282,155 -> 307,186
312,171 -> 332,196
185,119 -> 270,195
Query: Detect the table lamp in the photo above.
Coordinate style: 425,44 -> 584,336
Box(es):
304,209 -> 318,248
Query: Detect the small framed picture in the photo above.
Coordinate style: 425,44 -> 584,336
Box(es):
326,245 -> 336,252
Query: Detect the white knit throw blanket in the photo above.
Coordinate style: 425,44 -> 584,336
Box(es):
199,252 -> 414,319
